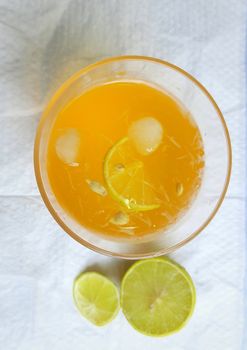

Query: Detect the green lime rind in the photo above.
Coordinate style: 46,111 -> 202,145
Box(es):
120,257 -> 196,337
73,272 -> 120,326
103,137 -> 160,212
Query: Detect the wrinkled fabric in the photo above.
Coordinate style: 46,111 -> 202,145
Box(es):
0,1 -> 246,349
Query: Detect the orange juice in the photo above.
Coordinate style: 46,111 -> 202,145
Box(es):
47,82 -> 204,237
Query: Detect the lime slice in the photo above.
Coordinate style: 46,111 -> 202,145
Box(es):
103,137 -> 160,211
73,272 -> 120,326
121,257 -> 196,337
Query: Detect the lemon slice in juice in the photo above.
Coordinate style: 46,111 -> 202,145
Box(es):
121,257 -> 196,336
103,137 -> 160,211
73,272 -> 120,326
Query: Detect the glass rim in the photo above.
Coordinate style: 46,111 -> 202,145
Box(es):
34,55 -> 232,259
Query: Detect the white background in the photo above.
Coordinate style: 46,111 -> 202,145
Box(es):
0,1 -> 246,349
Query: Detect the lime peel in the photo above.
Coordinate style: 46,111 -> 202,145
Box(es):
73,272 -> 120,326
120,257 -> 196,337
103,137 -> 160,212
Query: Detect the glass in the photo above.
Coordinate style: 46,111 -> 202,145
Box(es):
34,56 -> 231,259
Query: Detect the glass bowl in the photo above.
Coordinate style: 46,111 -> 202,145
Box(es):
34,56 -> 231,259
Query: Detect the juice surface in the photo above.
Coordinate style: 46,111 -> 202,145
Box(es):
47,82 -> 204,237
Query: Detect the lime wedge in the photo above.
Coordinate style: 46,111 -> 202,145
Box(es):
121,257 -> 196,336
103,137 -> 160,211
73,272 -> 120,326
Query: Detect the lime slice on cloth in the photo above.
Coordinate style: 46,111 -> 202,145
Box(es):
121,257 -> 196,336
103,137 -> 160,211
73,272 -> 120,326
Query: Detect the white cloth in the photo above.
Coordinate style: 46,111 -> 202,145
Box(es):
0,1 -> 246,349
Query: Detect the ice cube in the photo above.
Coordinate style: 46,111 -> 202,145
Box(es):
128,117 -> 163,155
55,128 -> 80,165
